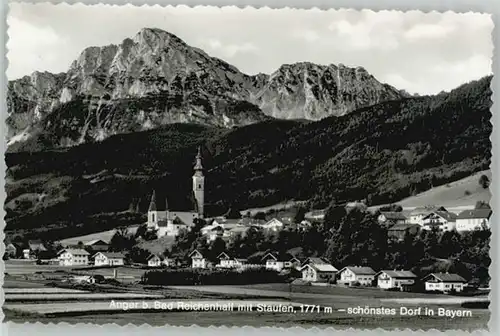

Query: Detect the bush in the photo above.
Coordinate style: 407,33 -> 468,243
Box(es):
141,268 -> 288,286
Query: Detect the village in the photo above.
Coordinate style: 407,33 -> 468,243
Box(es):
4,149 -> 492,295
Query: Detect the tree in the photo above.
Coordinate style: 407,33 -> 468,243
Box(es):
109,227 -> 137,252
293,207 -> 307,224
253,212 -> 266,220
479,174 -> 490,189
225,206 -> 242,219
475,201 -> 491,209
209,237 -> 226,262
379,204 -> 403,212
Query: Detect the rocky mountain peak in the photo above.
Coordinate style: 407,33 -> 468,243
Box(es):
7,27 -> 405,151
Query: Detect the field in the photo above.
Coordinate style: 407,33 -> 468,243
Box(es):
372,170 -> 491,210
3,262 -> 490,330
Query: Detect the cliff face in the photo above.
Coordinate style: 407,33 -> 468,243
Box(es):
7,28 -> 404,150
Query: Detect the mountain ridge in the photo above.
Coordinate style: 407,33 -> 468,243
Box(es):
7,27 -> 405,150
5,75 -> 492,240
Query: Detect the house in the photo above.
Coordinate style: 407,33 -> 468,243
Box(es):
211,218 -> 243,229
206,226 -> 225,242
378,212 -> 407,225
456,209 -> 492,231
338,266 -> 376,286
408,206 -> 447,225
423,273 -> 467,293
84,239 -> 109,252
93,252 -> 126,266
57,249 -> 90,266
5,243 -> 21,258
23,240 -> 48,259
300,259 -> 337,283
421,211 -> 458,231
387,223 -> 421,241
147,254 -> 163,267
190,250 -> 208,269
304,210 -> 326,222
260,218 -> 286,232
216,252 -> 234,268
261,252 -> 298,272
376,270 -> 417,290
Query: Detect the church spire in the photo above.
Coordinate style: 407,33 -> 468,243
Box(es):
194,146 -> 203,171
148,190 -> 157,211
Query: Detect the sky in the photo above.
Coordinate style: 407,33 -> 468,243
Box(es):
7,4 -> 494,95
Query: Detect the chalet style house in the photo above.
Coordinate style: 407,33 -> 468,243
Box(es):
422,272 -> 467,293
338,266 -> 376,286
376,270 -> 417,290
93,252 -> 125,266
57,248 -> 90,266
456,209 -> 492,231
300,258 -> 338,283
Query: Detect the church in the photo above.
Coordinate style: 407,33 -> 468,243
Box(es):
146,147 -> 205,237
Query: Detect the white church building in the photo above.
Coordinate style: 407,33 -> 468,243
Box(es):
146,147 -> 205,237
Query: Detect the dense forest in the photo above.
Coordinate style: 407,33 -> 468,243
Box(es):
4,76 -> 492,238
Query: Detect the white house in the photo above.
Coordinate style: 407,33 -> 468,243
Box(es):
216,252 -> 234,268
190,250 -> 208,269
408,206 -> 446,225
456,209 -> 492,232
57,249 -> 90,266
376,270 -> 417,290
421,211 -> 458,231
93,252 -> 125,266
423,273 -> 467,293
262,253 -> 299,272
260,218 -> 286,232
338,266 -> 376,286
147,254 -> 163,267
300,258 -> 337,283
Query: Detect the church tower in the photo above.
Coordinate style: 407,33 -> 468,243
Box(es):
192,146 -> 205,217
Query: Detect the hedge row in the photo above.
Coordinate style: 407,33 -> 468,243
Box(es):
141,268 -> 288,285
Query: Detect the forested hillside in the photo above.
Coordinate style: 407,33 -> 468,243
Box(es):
5,76 -> 492,240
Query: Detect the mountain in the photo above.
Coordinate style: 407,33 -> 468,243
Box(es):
5,76 -> 491,241
7,28 -> 404,151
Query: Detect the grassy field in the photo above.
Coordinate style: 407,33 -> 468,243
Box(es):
372,170 -> 491,210
238,283 -> 455,299
59,225 -> 140,245
136,235 -> 176,255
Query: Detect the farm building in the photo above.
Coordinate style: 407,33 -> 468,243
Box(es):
456,209 -> 492,231
84,239 -> 109,252
300,258 -> 337,283
376,270 -> 417,290
338,266 -> 376,286
408,206 -> 447,225
421,211 -> 458,231
387,223 -> 421,241
93,252 -> 125,266
422,273 -> 467,293
57,248 -> 90,266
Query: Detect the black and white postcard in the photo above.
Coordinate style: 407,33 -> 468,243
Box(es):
3,3 -> 494,331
